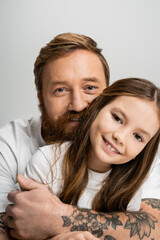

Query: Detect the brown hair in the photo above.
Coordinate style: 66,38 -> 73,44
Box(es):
59,78 -> 160,212
34,32 -> 110,92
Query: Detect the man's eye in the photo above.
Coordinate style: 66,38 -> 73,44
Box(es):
112,114 -> 123,124
84,86 -> 98,95
87,86 -> 95,90
55,88 -> 65,92
133,133 -> 143,142
52,88 -> 68,96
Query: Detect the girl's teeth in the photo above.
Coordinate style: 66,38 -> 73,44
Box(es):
105,141 -> 117,152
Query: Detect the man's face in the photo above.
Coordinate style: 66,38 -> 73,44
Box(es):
39,49 -> 107,143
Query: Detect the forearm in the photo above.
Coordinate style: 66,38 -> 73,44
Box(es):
7,178 -> 160,240
60,199 -> 160,240
0,213 -> 13,240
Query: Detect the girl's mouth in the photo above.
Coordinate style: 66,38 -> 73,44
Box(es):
103,137 -> 121,154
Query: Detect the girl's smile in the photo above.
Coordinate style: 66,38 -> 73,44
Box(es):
102,137 -> 121,154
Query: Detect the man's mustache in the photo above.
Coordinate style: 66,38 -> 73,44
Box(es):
60,110 -> 86,122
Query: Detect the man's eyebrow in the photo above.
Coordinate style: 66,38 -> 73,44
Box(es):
50,78 -> 101,86
50,81 -> 69,86
82,77 -> 101,83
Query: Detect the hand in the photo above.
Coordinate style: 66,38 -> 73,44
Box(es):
48,232 -> 99,240
6,175 -> 73,240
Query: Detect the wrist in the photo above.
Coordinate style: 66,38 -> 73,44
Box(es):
49,199 -> 74,236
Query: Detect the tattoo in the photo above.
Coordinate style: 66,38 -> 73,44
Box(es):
124,211 -> 157,239
62,205 -> 158,239
142,198 -> 160,210
104,236 -> 116,240
0,213 -> 5,235
62,207 -> 122,238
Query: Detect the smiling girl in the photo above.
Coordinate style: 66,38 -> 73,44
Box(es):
24,78 -> 160,212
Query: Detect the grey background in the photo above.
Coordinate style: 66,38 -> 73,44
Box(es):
1,0 -> 160,126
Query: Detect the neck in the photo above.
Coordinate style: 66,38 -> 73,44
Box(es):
88,150 -> 111,173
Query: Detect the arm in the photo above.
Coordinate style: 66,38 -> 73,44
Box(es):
0,213 -> 13,240
0,151 -> 19,240
6,176 -> 160,240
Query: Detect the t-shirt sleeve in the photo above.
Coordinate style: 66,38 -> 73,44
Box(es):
24,146 -> 54,185
24,145 -> 65,197
127,188 -> 142,211
142,156 -> 160,199
0,152 -> 20,212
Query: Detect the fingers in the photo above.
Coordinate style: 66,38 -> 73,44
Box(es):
49,231 -> 100,240
5,204 -> 13,217
6,215 -> 15,228
9,228 -> 21,240
17,174 -> 44,191
7,190 -> 21,203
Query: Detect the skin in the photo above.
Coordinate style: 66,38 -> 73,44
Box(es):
48,231 -> 100,240
40,49 -> 107,125
89,96 -> 159,172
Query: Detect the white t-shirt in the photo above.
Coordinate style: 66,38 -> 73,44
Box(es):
24,143 -> 142,211
142,155 -> 160,199
0,117 -> 45,212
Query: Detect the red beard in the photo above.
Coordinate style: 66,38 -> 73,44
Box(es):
39,95 -> 86,144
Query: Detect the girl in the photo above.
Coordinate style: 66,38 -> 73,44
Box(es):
24,78 -> 160,212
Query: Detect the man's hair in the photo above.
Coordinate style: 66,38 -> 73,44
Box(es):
58,78 -> 160,212
34,32 -> 110,92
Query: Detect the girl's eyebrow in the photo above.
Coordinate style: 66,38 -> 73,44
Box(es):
113,108 -> 127,121
137,129 -> 151,139
113,107 -> 151,139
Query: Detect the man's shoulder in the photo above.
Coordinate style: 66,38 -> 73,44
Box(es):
0,116 -> 44,151
1,117 -> 40,131
0,117 -> 41,138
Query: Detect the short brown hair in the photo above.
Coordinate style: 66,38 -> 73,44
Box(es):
34,32 -> 110,92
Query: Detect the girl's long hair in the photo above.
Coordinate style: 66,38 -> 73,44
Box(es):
58,78 -> 160,212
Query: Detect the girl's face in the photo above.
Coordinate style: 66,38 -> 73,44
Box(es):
89,96 -> 159,173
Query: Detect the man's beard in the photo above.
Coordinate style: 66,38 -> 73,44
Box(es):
39,96 -> 86,144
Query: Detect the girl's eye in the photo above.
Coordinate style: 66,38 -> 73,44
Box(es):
112,114 -> 123,124
133,133 -> 143,142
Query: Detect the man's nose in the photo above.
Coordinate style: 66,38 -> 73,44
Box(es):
68,91 -> 89,112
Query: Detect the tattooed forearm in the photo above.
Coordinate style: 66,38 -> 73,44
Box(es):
0,212 -> 6,235
62,204 -> 159,240
142,198 -> 160,210
62,207 -> 122,238
124,211 -> 157,239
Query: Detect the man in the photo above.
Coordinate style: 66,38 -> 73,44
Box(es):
0,33 -> 160,240
0,32 -> 109,239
